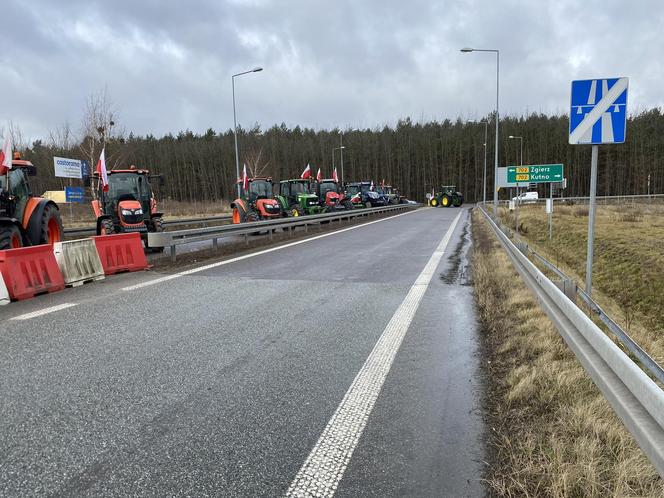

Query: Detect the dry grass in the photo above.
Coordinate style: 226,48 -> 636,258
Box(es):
58,198 -> 231,228
498,202 -> 664,370
472,209 -> 663,497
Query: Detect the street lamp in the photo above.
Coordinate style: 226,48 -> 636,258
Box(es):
232,66 -> 263,197
332,146 -> 346,180
461,47 -> 500,213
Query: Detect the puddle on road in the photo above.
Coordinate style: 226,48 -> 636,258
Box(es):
440,214 -> 473,286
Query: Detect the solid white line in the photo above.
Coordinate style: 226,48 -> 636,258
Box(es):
285,211 -> 463,498
10,303 -> 79,321
122,209 -> 419,291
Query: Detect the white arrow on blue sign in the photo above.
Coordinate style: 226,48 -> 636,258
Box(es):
569,77 -> 628,145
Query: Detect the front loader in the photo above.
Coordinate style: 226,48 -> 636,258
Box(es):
0,152 -> 63,250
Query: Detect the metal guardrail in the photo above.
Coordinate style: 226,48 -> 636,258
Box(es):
496,193 -> 664,206
148,204 -> 419,262
63,215 -> 232,237
479,205 -> 664,478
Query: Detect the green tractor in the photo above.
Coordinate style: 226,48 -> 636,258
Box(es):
276,179 -> 323,217
431,185 -> 464,208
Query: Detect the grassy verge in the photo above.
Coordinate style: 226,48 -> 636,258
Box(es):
498,202 -> 664,369
472,208 -> 663,496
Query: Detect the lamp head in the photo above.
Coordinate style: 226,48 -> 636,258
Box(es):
460,47 -> 474,53
253,67 -> 263,72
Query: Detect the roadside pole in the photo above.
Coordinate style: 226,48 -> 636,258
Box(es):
548,182 -> 553,240
585,145 -> 598,295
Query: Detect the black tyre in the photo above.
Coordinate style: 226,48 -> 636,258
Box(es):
151,216 -> 165,232
290,205 -> 304,217
100,218 -> 115,236
441,195 -> 451,208
39,203 -> 63,245
0,223 -> 22,250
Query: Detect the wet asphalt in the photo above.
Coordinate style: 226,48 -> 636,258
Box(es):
0,206 -> 485,497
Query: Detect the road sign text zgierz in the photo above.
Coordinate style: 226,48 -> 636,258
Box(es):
507,164 -> 563,184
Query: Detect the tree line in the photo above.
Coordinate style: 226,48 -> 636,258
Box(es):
16,106 -> 664,204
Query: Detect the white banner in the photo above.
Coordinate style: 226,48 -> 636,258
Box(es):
54,157 -> 83,179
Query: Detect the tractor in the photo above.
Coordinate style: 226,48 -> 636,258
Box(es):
431,185 -> 464,207
0,152 -> 63,250
92,166 -> 165,249
276,179 -> 323,217
230,176 -> 283,223
375,184 -> 399,205
314,178 -> 353,212
344,181 -> 386,208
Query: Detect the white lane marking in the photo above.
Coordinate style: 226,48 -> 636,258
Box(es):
122,209 -> 420,291
9,303 -> 79,321
286,211 -> 463,498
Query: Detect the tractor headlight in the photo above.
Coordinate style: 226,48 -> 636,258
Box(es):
134,208 -> 143,215
121,209 -> 132,216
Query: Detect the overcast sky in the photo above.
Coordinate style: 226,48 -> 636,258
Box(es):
3,0 -> 663,142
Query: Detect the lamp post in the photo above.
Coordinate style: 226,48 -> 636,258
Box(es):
509,135 -> 523,233
332,146 -> 346,179
479,120 -> 489,204
461,47 -> 499,213
232,66 -> 263,197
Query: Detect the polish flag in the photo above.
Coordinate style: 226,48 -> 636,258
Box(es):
300,164 -> 312,179
242,164 -> 249,191
0,135 -> 12,175
332,167 -> 339,183
316,168 -> 322,182
370,180 -> 374,191
96,148 -> 109,192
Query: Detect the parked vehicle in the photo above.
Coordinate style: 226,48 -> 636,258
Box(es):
345,182 -> 387,208
512,191 -> 539,203
231,176 -> 283,223
92,166 -> 165,250
375,185 -> 399,205
314,179 -> 353,211
431,185 -> 464,207
0,152 -> 63,249
277,179 -> 323,216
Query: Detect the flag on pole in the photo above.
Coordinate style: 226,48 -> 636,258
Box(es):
300,164 -> 312,179
370,180 -> 374,191
242,164 -> 249,191
316,168 -> 322,182
0,135 -> 12,175
332,167 -> 339,183
96,148 -> 109,192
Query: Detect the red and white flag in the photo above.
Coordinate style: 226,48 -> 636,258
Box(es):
370,180 -> 374,191
0,135 -> 12,175
96,147 -> 109,192
242,163 -> 249,191
300,164 -> 311,179
332,167 -> 339,183
316,168 -> 322,182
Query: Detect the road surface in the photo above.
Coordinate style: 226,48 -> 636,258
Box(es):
0,206 -> 485,497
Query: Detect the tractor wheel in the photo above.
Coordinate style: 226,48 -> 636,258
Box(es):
343,200 -> 353,210
430,198 -> 438,207
290,206 -> 303,217
232,206 -> 247,224
441,195 -> 451,207
39,204 -> 63,245
452,196 -> 462,207
0,224 -> 22,250
100,218 -> 115,236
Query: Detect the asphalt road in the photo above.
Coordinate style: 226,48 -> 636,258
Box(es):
0,206 -> 485,497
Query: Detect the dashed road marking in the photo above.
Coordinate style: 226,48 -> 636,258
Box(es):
285,211 -> 462,498
10,303 -> 79,321
122,209 -> 420,291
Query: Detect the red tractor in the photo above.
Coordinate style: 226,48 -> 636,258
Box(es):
91,166 -> 165,249
231,176 -> 283,223
0,152 -> 63,249
314,178 -> 353,211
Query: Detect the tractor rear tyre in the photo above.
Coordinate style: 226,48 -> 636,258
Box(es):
441,195 -> 451,207
343,200 -> 353,210
39,204 -> 63,245
100,218 -> 115,236
232,206 -> 247,224
452,196 -> 462,207
0,224 -> 22,250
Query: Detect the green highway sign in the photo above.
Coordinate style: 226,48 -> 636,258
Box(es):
507,164 -> 564,184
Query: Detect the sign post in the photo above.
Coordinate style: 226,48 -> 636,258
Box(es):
569,77 -> 628,296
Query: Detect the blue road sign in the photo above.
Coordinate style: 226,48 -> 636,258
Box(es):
65,186 -> 85,203
569,77 -> 628,145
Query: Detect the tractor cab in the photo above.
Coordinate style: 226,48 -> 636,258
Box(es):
277,179 -> 322,216
92,166 -> 164,237
0,159 -> 36,223
314,179 -> 352,211
238,177 -> 275,202
231,177 -> 282,224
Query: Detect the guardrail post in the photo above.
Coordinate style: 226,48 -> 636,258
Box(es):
244,233 -> 248,245
555,278 -> 577,304
269,229 -> 273,241
304,223 -> 308,233
213,238 -> 218,252
170,245 -> 176,263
